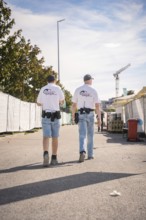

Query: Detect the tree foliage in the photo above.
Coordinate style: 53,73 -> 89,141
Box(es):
0,0 -> 72,109
0,0 -> 15,39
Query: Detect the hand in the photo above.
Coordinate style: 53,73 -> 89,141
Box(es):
72,116 -> 75,124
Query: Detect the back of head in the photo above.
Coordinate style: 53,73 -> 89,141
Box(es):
83,74 -> 94,83
48,75 -> 55,83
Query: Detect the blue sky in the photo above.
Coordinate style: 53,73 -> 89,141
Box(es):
6,0 -> 146,100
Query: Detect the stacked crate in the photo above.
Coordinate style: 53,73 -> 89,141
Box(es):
107,113 -> 123,133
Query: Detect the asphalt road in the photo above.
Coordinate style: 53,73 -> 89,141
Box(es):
0,125 -> 146,220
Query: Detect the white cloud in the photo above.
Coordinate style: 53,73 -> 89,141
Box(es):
104,43 -> 121,48
7,0 -> 146,100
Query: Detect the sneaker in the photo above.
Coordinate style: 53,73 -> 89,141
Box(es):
79,152 -> 85,162
43,153 -> 49,167
50,158 -> 58,166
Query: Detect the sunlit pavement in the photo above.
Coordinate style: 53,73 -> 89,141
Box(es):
0,125 -> 146,220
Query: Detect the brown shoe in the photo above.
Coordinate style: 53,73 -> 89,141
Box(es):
79,152 -> 85,162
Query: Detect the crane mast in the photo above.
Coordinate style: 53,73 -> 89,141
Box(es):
113,63 -> 131,97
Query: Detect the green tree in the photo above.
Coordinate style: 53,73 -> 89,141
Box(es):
64,89 -> 72,111
0,0 -> 15,39
0,30 -> 45,101
0,0 -> 45,101
0,0 -> 72,107
0,0 -> 15,91
57,81 -> 72,111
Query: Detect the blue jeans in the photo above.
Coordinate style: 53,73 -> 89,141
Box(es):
78,112 -> 94,157
42,117 -> 60,138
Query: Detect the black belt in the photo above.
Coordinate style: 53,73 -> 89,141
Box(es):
42,111 -> 61,121
78,108 -> 94,114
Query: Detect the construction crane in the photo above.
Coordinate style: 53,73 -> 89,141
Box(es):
113,63 -> 131,97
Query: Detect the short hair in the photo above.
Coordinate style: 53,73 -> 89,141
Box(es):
48,75 -> 55,82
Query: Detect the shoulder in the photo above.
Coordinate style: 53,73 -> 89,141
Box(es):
74,85 -> 84,93
49,84 -> 61,89
87,86 -> 99,98
52,84 -> 64,94
55,85 -> 63,91
39,85 -> 48,92
90,86 -> 98,93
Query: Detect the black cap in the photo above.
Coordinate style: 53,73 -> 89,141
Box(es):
83,74 -> 94,81
48,75 -> 55,82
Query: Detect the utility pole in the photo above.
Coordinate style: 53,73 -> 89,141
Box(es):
57,19 -> 65,81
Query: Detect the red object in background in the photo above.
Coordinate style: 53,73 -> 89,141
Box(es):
127,119 -> 138,141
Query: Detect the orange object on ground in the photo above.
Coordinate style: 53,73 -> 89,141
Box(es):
127,119 -> 138,141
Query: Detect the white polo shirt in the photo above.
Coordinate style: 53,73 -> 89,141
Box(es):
37,83 -> 64,111
72,84 -> 100,109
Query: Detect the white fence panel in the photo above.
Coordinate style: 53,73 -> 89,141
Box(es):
19,101 -> 30,131
66,113 -> 71,124
125,102 -> 133,122
7,95 -> 20,132
124,97 -> 146,133
61,112 -> 67,125
35,105 -> 42,128
29,103 -> 36,130
132,99 -> 144,132
0,92 -> 8,132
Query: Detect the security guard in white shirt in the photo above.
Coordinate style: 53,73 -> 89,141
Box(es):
37,75 -> 64,167
72,74 -> 101,162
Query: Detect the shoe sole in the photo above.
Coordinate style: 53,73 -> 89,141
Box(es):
88,157 -> 94,160
50,160 -> 58,166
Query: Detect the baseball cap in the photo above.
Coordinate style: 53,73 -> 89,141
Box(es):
83,74 -> 94,81
48,75 -> 55,82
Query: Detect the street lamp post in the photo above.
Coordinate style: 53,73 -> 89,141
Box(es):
57,19 -> 65,81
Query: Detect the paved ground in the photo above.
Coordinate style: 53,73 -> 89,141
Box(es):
0,125 -> 146,220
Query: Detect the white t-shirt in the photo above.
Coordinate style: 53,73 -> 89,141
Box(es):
72,84 -> 100,109
37,83 -> 64,111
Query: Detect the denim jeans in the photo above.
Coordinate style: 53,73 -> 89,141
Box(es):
78,112 -> 94,157
42,117 -> 60,138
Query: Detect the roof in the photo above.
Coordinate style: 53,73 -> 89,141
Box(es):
134,86 -> 146,99
113,87 -> 146,107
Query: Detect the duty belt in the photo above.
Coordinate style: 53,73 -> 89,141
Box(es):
42,110 -> 61,121
78,108 -> 94,114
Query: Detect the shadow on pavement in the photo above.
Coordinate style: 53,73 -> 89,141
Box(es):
101,132 -> 146,145
0,163 -> 43,173
0,171 -> 138,205
0,160 -> 79,173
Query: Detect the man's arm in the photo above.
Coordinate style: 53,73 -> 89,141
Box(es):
71,102 -> 77,122
36,89 -> 42,106
59,89 -> 65,106
59,99 -> 65,106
